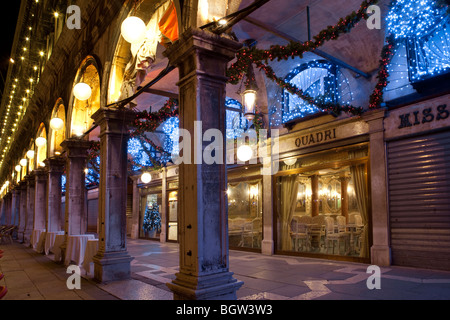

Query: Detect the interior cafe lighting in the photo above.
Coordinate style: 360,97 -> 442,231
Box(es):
15,165 -> 21,172
121,16 -> 146,44
20,159 -> 27,167
73,82 -> 92,101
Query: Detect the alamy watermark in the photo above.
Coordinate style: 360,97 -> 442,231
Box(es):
66,265 -> 81,290
367,5 -> 381,30
366,265 -> 381,290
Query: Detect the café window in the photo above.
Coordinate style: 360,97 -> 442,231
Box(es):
276,144 -> 369,260
227,179 -> 263,249
282,60 -> 353,123
167,179 -> 178,242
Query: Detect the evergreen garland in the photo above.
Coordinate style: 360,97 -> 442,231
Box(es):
227,0 -> 380,116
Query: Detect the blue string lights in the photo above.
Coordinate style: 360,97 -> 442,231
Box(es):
386,0 -> 450,83
280,60 -> 353,123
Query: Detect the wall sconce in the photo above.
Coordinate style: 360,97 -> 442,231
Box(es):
15,165 -> 21,172
283,158 -> 297,166
20,159 -> 27,167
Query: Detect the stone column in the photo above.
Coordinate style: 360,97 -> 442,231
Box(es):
34,169 -> 47,231
24,173 -> 36,245
363,109 -> 391,266
18,180 -> 28,243
4,192 -> 11,225
61,138 -> 90,237
44,157 -> 65,232
164,29 -> 243,300
11,188 -> 20,228
91,107 -> 134,283
261,151 -> 274,255
130,176 -> 140,239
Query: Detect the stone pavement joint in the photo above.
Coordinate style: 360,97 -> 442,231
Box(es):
2,239 -> 450,300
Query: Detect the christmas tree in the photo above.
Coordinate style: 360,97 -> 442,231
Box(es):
142,202 -> 161,233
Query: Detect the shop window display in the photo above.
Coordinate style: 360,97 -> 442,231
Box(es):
140,192 -> 162,240
227,179 -> 263,249
276,145 -> 369,259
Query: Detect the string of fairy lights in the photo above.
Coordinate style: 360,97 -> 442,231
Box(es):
0,0 -> 58,184
2,0 -> 450,194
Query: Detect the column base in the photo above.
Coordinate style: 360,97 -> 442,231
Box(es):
167,271 -> 243,300
93,251 -> 133,283
23,230 -> 32,247
261,240 -> 274,256
370,245 -> 392,266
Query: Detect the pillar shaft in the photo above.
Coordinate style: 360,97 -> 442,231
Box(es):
18,181 -> 27,242
24,174 -> 36,245
61,139 -> 90,236
44,157 -> 65,232
4,193 -> 11,225
164,29 -> 243,300
11,189 -> 20,227
34,169 -> 47,231
364,109 -> 391,266
91,107 -> 134,283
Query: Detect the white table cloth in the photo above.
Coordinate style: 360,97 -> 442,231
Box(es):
65,234 -> 96,266
36,231 -> 47,253
44,231 -> 65,255
53,234 -> 66,262
83,239 -> 99,274
31,229 -> 45,250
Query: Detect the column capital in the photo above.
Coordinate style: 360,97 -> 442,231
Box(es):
44,156 -> 66,173
34,168 -> 47,180
18,180 -> 27,190
163,28 -> 242,84
91,107 -> 135,127
164,28 -> 242,66
61,138 -> 91,158
24,172 -> 36,185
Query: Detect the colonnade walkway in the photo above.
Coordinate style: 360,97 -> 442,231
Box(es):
1,238 -> 450,300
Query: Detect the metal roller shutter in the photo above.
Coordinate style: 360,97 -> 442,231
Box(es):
387,130 -> 450,271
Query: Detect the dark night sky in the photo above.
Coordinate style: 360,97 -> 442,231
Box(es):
0,2 -> 22,99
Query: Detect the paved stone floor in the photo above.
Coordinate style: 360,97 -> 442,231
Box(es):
1,238 -> 450,300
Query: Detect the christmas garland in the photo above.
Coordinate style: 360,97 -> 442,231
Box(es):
369,35 -> 396,109
132,98 -> 179,136
227,0 -> 379,116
